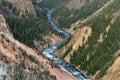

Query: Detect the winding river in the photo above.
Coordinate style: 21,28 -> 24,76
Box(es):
42,10 -> 90,80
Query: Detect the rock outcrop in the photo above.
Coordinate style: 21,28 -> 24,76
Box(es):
0,14 -> 13,37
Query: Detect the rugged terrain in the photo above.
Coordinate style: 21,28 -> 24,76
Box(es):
0,0 -> 120,80
0,0 -> 36,17
0,8 -> 78,80
0,13 -> 56,80
50,0 -> 120,79
0,0 -> 77,80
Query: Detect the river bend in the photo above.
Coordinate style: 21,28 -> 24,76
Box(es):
42,10 -> 90,80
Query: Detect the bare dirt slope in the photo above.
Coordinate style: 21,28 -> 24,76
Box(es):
65,26 -> 91,62
101,51 -> 120,80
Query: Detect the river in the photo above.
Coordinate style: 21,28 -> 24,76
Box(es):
42,10 -> 90,80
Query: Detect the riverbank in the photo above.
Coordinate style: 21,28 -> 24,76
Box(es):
41,10 -> 90,80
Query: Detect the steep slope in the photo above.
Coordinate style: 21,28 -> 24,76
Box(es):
0,0 -> 36,17
1,0 -> 120,80
0,11 -> 77,80
64,26 -> 92,62
71,0 -> 115,28
0,15 -> 13,37
101,53 -> 120,80
7,16 -> 62,52
0,13 -> 56,80
51,0 -> 109,28
58,0 -> 120,79
0,0 -> 63,52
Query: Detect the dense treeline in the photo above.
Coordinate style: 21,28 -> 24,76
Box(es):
7,17 -> 57,48
52,0 -> 109,29
69,0 -> 120,78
